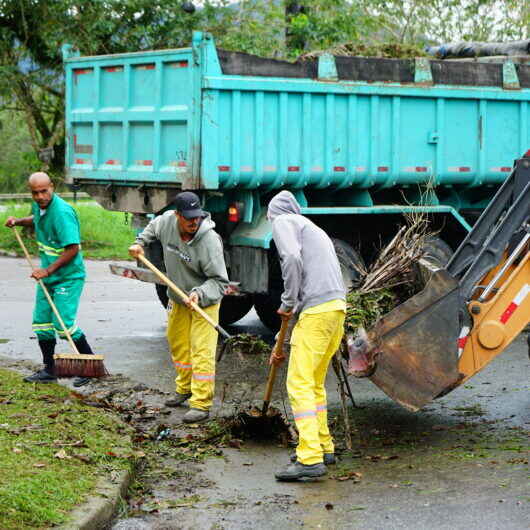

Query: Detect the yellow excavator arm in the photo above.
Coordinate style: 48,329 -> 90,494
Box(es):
349,151 -> 530,411
459,246 -> 528,383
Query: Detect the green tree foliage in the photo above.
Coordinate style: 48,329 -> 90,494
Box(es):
0,110 -> 38,193
0,0 -> 528,191
362,0 -> 529,44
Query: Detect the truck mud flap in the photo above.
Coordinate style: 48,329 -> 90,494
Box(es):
364,269 -> 462,411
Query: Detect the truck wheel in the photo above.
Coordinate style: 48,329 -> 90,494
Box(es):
254,288 -> 282,332
155,284 -> 169,308
220,295 -> 253,326
417,236 -> 453,286
332,238 -> 365,291
254,247 -> 283,332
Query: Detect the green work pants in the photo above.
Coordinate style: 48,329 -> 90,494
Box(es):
32,278 -> 85,341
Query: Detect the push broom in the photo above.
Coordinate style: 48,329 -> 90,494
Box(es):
12,228 -> 107,378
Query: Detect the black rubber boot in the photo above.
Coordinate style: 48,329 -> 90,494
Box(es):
39,339 -> 57,374
24,339 -> 57,383
23,369 -> 57,383
74,335 -> 94,355
72,335 -> 94,387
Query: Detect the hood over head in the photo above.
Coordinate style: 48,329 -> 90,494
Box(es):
267,190 -> 301,221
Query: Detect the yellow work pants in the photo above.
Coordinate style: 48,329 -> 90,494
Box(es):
287,309 -> 345,465
166,301 -> 220,411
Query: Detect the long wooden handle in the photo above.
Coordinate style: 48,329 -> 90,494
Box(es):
12,228 -> 80,355
262,317 -> 290,414
137,253 -> 232,340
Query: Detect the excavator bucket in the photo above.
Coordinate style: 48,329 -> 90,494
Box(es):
361,268 -> 463,411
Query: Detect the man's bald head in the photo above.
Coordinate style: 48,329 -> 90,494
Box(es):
28,172 -> 52,187
28,172 -> 54,209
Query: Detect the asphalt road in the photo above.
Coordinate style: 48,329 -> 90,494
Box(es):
1,257 -> 529,529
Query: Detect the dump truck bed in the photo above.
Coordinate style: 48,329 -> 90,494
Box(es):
64,32 -> 530,193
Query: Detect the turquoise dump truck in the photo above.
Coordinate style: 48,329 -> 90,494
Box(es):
62,32 -> 530,330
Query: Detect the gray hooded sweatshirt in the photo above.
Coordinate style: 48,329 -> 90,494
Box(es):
136,211 -> 229,307
268,191 -> 346,314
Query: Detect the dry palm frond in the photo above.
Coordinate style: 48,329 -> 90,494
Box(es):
360,214 -> 430,294
345,212 -> 432,333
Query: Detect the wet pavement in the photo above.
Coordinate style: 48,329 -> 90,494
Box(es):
1,256 -> 529,529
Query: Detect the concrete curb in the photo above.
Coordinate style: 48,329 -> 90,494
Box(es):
58,466 -> 135,530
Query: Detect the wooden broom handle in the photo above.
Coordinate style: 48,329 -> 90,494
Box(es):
137,253 -> 231,340
263,317 -> 290,405
12,228 -> 80,355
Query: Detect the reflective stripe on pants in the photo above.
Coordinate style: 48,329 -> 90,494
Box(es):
32,279 -> 85,341
166,301 -> 220,411
287,308 -> 345,466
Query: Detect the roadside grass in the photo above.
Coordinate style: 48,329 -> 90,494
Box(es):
0,201 -> 135,260
0,368 -> 135,529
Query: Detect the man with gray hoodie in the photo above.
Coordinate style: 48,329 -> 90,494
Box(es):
268,190 -> 346,481
129,191 -> 229,423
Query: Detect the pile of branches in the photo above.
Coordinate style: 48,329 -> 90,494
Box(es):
345,213 -> 432,333
300,42 -> 427,60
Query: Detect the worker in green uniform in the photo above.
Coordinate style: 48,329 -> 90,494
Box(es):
4,172 -> 95,386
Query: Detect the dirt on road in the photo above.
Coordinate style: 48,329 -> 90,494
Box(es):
1,257 -> 529,529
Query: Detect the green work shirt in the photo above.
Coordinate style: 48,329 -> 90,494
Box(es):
31,194 -> 85,284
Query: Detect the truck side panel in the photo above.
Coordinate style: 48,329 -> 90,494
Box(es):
65,49 -> 194,185
201,84 -> 529,191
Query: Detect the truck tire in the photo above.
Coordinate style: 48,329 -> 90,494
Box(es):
219,295 -> 253,326
417,236 -> 453,286
254,288 -> 283,332
155,283 -> 169,308
254,247 -> 283,332
331,238 -> 365,291
156,284 -> 252,326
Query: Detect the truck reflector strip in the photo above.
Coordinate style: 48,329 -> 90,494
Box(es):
355,166 -> 366,172
75,158 -> 87,164
404,166 -> 428,172
135,64 -> 155,70
218,165 -> 230,171
105,159 -> 120,165
171,61 -> 188,68
177,161 -> 187,167
499,284 -> 529,324
334,166 -> 346,172
73,68 -> 92,76
448,166 -> 471,172
490,167 -> 512,172
288,166 -> 300,171
457,326 -> 470,358
377,166 -> 389,172
103,66 -> 123,73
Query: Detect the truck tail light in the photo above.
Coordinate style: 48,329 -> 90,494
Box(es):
228,203 -> 240,223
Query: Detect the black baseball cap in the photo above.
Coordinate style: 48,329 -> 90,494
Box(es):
175,191 -> 203,219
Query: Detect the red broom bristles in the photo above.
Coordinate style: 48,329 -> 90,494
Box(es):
53,354 -> 108,378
